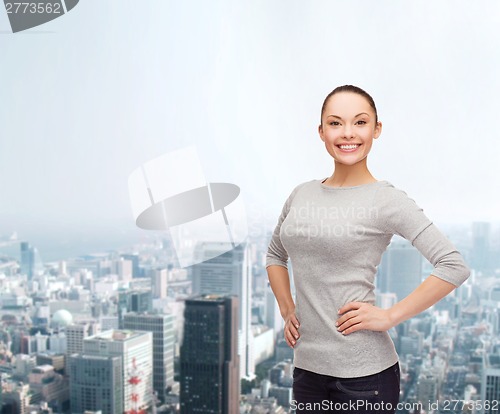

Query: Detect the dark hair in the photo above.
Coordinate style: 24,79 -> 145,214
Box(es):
320,85 -> 378,127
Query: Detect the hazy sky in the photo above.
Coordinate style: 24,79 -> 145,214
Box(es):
1,1 -> 500,258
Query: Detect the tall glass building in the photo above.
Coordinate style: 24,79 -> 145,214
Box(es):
180,294 -> 240,414
191,242 -> 254,380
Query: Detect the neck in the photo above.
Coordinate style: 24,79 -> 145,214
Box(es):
327,160 -> 376,187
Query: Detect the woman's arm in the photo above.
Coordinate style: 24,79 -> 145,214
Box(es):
336,187 -> 471,334
387,274 -> 456,325
266,182 -> 309,346
336,224 -> 470,334
267,264 -> 301,347
335,274 -> 457,335
267,265 -> 296,319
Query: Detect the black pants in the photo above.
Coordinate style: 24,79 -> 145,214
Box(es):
292,361 -> 400,413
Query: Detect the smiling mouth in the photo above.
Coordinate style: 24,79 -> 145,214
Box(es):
336,144 -> 361,152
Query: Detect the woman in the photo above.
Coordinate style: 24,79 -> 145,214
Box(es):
266,85 -> 470,413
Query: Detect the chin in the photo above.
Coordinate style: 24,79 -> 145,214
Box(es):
332,156 -> 368,166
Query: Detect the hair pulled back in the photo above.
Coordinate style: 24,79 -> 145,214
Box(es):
320,85 -> 378,127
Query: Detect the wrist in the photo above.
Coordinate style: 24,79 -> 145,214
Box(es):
280,304 -> 295,320
387,305 -> 403,328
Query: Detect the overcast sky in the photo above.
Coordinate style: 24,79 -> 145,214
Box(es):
1,1 -> 499,258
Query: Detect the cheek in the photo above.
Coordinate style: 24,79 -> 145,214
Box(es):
361,132 -> 374,143
324,131 -> 342,142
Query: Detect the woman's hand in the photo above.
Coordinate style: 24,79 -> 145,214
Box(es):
283,310 -> 301,348
336,302 -> 394,335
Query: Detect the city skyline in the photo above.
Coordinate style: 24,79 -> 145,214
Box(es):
0,217 -> 496,413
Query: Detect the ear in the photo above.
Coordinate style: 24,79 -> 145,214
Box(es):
318,124 -> 325,142
373,121 -> 382,139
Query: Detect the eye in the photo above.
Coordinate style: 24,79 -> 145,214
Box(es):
329,121 -> 341,126
356,120 -> 367,125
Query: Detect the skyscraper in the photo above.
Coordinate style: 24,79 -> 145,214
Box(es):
66,322 -> 101,356
472,221 -> 491,273
69,354 -> 123,414
377,239 -> 422,301
482,353 -> 500,414
151,268 -> 168,299
83,329 -> 153,413
112,258 -> 133,282
266,281 -> 284,340
180,294 -> 240,414
117,289 -> 152,328
123,312 -> 175,403
191,241 -> 254,380
20,241 -> 35,281
121,253 -> 140,278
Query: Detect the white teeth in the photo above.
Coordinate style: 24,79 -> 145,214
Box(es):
339,144 -> 360,150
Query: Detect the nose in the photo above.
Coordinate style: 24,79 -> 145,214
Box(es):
343,124 -> 355,140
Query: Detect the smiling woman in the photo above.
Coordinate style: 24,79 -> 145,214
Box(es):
265,84 -> 471,413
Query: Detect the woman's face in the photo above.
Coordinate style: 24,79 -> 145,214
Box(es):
318,92 -> 382,167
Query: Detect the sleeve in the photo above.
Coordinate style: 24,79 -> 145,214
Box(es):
412,224 -> 471,287
375,185 -> 471,288
265,182 -> 305,270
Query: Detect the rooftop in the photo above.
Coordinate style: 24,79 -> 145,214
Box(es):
87,329 -> 147,342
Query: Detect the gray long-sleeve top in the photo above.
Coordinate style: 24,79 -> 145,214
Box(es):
266,178 -> 470,378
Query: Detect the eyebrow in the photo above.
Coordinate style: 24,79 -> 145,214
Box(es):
327,112 -> 369,120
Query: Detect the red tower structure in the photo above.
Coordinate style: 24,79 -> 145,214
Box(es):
125,357 -> 146,414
